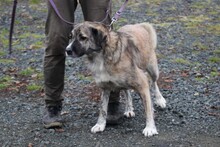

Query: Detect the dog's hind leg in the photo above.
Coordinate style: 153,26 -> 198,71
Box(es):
124,90 -> 135,118
91,90 -> 110,133
147,56 -> 166,108
154,82 -> 166,108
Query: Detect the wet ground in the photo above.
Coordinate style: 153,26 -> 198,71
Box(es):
0,0 -> 219,146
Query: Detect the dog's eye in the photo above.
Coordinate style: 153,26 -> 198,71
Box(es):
68,33 -> 73,39
79,34 -> 87,41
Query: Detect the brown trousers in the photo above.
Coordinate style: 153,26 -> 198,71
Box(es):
44,0 -> 119,106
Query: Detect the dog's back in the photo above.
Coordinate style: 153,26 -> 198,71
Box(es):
117,23 -> 157,72
118,23 -> 157,51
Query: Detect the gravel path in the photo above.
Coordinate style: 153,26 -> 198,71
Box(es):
0,0 -> 219,146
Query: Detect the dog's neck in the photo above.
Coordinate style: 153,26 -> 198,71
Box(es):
104,31 -> 124,64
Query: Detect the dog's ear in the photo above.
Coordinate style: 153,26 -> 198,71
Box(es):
90,27 -> 107,49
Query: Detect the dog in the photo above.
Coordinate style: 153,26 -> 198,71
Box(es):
66,21 -> 166,137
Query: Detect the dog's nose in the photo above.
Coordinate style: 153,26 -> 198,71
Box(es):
65,43 -> 73,56
66,49 -> 72,56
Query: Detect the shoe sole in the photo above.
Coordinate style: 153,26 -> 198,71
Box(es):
43,122 -> 62,129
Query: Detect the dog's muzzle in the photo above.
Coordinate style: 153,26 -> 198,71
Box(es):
65,43 -> 73,56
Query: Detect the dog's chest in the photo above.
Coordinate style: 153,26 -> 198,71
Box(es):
88,59 -> 121,88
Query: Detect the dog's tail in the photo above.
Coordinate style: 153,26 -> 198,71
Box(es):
140,23 -> 157,50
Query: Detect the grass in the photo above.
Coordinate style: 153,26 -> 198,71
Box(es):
0,76 -> 13,90
0,28 -> 9,49
210,71 -> 219,77
19,67 -> 35,76
27,83 -> 42,91
18,33 -> 44,39
29,0 -> 41,4
172,58 -> 190,65
190,1 -> 211,10
208,56 -> 220,63
0,59 -> 15,64
213,49 -> 220,55
77,74 -> 93,81
192,42 -> 208,50
206,24 -> 220,35
0,51 -> 6,56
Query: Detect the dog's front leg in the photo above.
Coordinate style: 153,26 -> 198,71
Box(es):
140,84 -> 158,137
136,72 -> 158,137
91,90 -> 110,133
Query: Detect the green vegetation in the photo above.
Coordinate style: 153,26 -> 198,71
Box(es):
192,42 -> 208,50
18,33 -> 44,39
27,83 -> 42,91
213,49 -> 220,55
172,58 -> 190,65
0,76 -> 13,90
77,74 -> 93,81
29,0 -> 41,5
0,28 -> 9,49
206,24 -> 220,35
208,56 -> 220,63
19,67 -> 35,76
0,59 -> 15,64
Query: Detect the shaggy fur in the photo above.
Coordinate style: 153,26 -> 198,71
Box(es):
66,21 -> 166,137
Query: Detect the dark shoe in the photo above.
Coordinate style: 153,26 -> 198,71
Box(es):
107,102 -> 124,125
43,106 -> 63,129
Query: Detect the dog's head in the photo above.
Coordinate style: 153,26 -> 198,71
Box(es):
66,21 -> 109,58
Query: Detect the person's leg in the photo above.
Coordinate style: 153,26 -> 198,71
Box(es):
43,0 -> 77,128
80,0 -> 123,124
79,0 -> 111,24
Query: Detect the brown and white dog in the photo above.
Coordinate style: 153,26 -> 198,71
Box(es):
66,21 -> 166,137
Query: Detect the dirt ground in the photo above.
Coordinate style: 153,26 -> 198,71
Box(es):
0,0 -> 219,146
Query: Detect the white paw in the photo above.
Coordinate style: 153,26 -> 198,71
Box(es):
91,124 -> 106,133
142,126 -> 158,137
124,111 -> 135,118
155,97 -> 166,108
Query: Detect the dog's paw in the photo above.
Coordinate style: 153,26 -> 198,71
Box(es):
124,111 -> 135,118
142,126 -> 158,137
155,97 -> 166,108
91,124 -> 106,133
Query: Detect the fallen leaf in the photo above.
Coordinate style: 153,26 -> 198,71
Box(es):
31,74 -> 38,78
55,128 -> 64,133
28,143 -> 33,147
61,111 -> 69,115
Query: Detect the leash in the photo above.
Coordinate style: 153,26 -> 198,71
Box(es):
48,0 -> 129,26
110,0 -> 128,26
9,0 -> 17,54
48,0 -> 75,25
